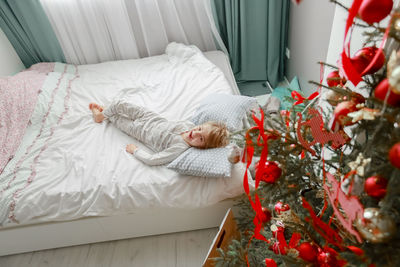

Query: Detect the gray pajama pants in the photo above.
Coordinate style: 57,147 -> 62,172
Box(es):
103,98 -> 192,154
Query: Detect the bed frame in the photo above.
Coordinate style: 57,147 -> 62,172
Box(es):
0,51 -> 240,256
0,200 -> 234,256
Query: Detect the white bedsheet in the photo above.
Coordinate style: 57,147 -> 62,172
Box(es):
1,43 -> 252,227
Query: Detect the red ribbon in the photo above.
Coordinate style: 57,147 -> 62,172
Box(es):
288,232 -> 301,248
243,108 -> 270,244
302,197 -> 343,249
339,0 -> 363,86
243,109 -> 271,266
347,245 -> 364,256
291,91 -> 319,106
339,0 -> 391,86
272,226 -> 288,254
318,62 -> 324,94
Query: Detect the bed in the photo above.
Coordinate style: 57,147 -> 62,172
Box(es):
0,43 -> 253,256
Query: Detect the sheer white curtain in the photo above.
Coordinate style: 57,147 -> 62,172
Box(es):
40,0 -> 226,65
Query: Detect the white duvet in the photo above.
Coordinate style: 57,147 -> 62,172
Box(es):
0,43 -> 250,227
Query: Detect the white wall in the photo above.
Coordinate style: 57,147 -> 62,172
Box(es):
0,28 -> 24,76
286,0 -> 336,96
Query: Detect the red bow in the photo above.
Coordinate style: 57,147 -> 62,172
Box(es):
291,91 -> 319,106
270,225 -> 301,255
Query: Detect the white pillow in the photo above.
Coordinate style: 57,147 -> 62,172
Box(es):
191,93 -> 258,131
168,94 -> 256,178
167,147 -> 231,178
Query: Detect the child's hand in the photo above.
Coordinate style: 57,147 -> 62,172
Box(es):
126,144 -> 137,154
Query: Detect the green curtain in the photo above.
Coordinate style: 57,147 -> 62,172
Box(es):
212,0 -> 289,87
0,0 -> 65,68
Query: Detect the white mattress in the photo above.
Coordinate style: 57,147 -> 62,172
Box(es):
0,43 -> 251,227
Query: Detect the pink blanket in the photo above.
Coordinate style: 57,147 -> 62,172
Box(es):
0,70 -> 47,173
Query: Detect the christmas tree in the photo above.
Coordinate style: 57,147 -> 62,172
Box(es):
215,0 -> 400,266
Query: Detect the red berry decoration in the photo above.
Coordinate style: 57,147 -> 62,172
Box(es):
274,201 -> 290,215
374,79 -> 400,106
261,207 -> 272,223
364,175 -> 388,199
326,71 -> 347,87
350,46 -> 385,75
297,242 -> 318,262
255,161 -> 282,184
359,0 -> 393,24
389,143 -> 400,169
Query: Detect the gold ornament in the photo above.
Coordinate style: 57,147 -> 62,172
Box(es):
275,209 -> 303,227
355,208 -> 397,243
395,18 -> 400,31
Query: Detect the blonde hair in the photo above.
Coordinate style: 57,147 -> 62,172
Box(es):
203,121 -> 230,149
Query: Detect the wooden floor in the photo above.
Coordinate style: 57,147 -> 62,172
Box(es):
0,228 -> 218,267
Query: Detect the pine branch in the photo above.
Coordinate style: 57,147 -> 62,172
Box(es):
308,80 -> 352,94
317,61 -> 339,70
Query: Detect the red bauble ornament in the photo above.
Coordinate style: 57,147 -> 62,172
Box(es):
274,201 -> 290,215
332,101 -> 358,128
349,92 -> 365,104
255,161 -> 282,183
297,242 -> 318,262
364,175 -> 388,199
389,143 -> 400,169
327,71 -> 346,87
317,248 -> 338,267
351,46 -> 385,75
359,0 -> 393,24
261,207 -> 272,223
264,258 -> 277,267
374,79 -> 400,106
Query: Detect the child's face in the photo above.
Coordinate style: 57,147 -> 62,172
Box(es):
183,124 -> 212,148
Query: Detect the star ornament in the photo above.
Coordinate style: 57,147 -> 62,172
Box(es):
348,153 -> 371,177
347,104 -> 380,123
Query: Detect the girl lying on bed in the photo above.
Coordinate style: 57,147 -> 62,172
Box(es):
89,98 -> 229,166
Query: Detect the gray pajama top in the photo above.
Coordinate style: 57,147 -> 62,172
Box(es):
103,98 -> 193,166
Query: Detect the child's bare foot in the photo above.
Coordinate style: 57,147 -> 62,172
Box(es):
126,144 -> 137,154
89,102 -> 105,123
89,103 -> 104,112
